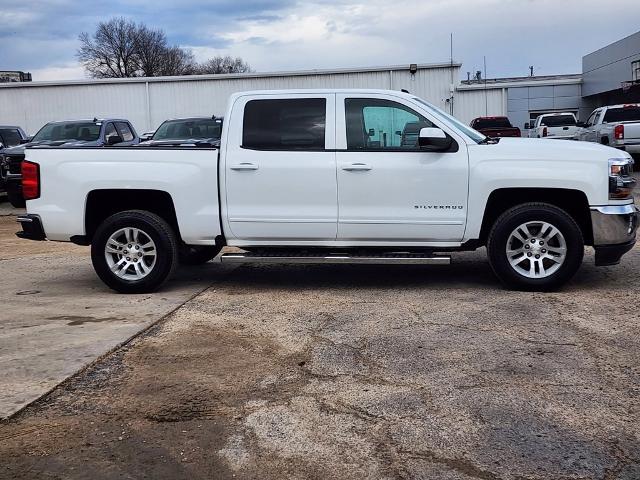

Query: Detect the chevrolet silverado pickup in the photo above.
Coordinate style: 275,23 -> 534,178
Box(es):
469,116 -> 521,138
2,118 -> 139,207
16,89 -> 639,293
577,104 -> 640,157
527,112 -> 580,139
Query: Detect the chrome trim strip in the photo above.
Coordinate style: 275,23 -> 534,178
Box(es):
590,205 -> 638,215
220,253 -> 451,265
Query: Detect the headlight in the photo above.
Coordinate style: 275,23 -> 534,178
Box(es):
609,158 -> 636,200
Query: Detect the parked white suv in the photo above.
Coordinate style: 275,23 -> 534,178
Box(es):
526,112 -> 580,139
16,89 -> 639,293
577,104 -> 640,156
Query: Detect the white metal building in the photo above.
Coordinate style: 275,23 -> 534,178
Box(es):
0,62 -> 506,135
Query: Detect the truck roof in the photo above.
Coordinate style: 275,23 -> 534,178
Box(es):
602,104 -> 640,109
538,112 -> 575,117
230,88 -> 417,99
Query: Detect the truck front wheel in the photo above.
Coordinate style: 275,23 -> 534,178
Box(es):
487,203 -> 584,291
91,210 -> 178,294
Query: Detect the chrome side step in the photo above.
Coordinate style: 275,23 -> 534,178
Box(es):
220,252 -> 451,265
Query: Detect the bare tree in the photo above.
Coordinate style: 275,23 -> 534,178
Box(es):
77,17 -> 140,78
78,18 -> 251,78
197,56 -> 253,74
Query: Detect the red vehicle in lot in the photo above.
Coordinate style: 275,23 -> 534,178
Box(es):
470,116 -> 521,138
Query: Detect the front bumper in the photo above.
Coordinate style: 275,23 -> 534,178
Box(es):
591,204 -> 639,266
16,214 -> 46,241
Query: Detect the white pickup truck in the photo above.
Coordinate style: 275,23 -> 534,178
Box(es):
526,112 -> 580,140
577,104 -> 640,155
16,89 -> 639,293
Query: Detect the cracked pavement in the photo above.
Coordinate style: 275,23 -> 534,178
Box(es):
1,239 -> 639,479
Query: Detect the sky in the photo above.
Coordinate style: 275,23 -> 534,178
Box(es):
1,0 -> 639,82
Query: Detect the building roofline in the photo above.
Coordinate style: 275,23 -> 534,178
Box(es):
0,62 -> 462,89
457,74 -> 582,91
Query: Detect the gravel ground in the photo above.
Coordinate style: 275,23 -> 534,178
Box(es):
1,233 -> 639,479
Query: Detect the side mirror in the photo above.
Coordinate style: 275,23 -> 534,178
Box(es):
107,135 -> 123,146
524,122 -> 530,129
418,127 -> 452,151
576,121 -> 586,128
368,128 -> 375,137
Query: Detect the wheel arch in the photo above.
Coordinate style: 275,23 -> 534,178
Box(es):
478,188 -> 593,246
83,189 -> 181,244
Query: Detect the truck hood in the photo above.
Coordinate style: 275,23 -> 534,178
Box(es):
4,139 -> 99,155
470,137 -> 632,163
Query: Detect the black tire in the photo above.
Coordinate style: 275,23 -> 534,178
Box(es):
487,203 -> 584,291
7,186 -> 25,208
179,245 -> 221,265
91,210 -> 178,294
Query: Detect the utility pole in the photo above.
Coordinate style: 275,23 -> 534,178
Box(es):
484,56 -> 488,116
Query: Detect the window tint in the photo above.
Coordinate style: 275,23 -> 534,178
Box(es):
539,115 -> 576,127
0,129 -> 23,147
104,123 -> 119,142
603,106 -> 640,123
472,117 -> 512,129
116,122 -> 134,142
345,98 -> 434,150
243,98 -> 326,150
32,122 -> 100,142
153,118 -> 222,140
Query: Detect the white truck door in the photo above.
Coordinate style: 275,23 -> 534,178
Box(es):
582,110 -> 600,143
335,94 -> 468,242
223,94 -> 337,241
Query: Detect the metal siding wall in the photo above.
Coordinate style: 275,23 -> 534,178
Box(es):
0,67 -> 458,134
0,83 -> 148,135
453,89 -> 505,124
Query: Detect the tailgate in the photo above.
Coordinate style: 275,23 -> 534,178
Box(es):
622,122 -> 640,141
547,126 -> 577,137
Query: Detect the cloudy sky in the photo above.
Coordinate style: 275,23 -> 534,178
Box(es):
1,0 -> 639,82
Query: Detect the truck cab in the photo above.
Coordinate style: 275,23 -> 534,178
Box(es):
15,89 -> 639,293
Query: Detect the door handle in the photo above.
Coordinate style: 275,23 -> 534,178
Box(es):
342,163 -> 372,171
230,162 -> 259,171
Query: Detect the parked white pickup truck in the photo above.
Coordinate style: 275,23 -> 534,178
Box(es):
526,112 -> 580,139
16,89 -> 639,293
577,104 -> 640,156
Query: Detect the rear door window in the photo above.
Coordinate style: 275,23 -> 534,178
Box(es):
242,98 -> 326,150
116,122 -> 134,142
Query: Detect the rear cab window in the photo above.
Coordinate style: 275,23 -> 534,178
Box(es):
603,105 -> 640,123
540,115 -> 576,127
472,118 -> 512,129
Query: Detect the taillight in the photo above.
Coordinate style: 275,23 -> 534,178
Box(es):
542,127 -> 548,137
614,124 -> 624,140
21,160 -> 40,200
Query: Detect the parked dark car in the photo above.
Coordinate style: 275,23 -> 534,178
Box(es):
139,117 -> 223,147
1,118 -> 139,207
470,116 -> 521,138
0,125 -> 28,194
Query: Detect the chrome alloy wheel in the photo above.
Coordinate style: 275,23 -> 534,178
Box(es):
505,221 -> 567,279
104,227 -> 157,280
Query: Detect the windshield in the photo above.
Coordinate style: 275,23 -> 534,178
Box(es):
32,122 -> 100,142
153,118 -> 222,141
472,117 -> 512,129
412,97 -> 486,143
539,114 -> 576,127
603,106 -> 640,123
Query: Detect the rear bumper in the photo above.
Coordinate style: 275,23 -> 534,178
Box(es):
16,214 -> 46,241
590,204 -> 639,266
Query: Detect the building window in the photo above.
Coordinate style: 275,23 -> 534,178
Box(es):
632,60 -> 640,82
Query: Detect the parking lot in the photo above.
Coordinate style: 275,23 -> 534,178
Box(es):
0,197 -> 638,479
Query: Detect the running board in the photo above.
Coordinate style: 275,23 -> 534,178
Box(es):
220,252 -> 451,265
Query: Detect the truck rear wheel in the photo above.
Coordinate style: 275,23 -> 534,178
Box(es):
487,203 -> 584,291
91,210 -> 178,294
